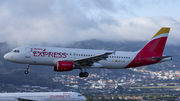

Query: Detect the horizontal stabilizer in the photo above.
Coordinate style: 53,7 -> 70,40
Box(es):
150,56 -> 172,60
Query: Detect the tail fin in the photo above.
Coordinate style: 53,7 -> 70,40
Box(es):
125,27 -> 171,68
139,27 -> 170,55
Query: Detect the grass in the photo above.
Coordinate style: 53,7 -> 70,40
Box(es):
130,86 -> 179,89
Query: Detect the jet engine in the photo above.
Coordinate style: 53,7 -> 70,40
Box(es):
53,61 -> 74,72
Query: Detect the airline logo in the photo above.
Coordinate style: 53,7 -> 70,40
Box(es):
151,28 -> 170,39
32,48 -> 67,58
50,93 -> 71,99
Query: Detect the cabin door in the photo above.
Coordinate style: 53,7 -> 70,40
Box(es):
25,47 -> 31,58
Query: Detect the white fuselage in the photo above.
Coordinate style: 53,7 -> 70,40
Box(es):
0,92 -> 86,101
4,46 -> 138,69
3,27 -> 172,76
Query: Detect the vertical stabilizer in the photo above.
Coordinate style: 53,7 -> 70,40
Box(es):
125,27 -> 171,68
139,27 -> 170,55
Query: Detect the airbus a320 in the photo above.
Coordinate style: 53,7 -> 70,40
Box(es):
4,27 -> 172,77
0,92 -> 86,101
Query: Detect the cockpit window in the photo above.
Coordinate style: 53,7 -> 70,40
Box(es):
12,50 -> 20,53
78,95 -> 82,97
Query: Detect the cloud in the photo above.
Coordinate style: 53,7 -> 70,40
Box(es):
0,0 -> 180,48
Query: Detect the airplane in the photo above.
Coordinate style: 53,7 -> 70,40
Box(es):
4,27 -> 172,77
0,92 -> 86,101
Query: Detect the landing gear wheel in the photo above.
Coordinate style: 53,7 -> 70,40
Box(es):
83,72 -> 89,77
79,72 -> 84,77
24,70 -> 29,74
24,65 -> 29,74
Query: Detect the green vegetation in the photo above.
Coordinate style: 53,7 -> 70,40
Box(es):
131,86 -> 179,89
84,94 -> 179,101
0,69 -> 61,88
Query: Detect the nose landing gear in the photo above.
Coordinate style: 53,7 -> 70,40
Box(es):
24,65 -> 29,74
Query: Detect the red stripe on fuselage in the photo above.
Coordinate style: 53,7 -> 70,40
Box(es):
125,37 -> 167,68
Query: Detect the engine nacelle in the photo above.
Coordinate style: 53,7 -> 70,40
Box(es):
53,61 -> 74,72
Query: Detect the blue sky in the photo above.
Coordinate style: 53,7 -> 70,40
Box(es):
0,0 -> 180,47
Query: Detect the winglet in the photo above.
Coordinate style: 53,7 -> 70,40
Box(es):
113,50 -> 116,55
105,50 -> 116,55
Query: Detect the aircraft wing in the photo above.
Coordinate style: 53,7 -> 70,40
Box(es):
73,51 -> 115,67
16,97 -> 45,101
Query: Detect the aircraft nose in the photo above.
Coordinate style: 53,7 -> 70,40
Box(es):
4,53 -> 10,61
4,53 -> 8,60
82,96 -> 86,101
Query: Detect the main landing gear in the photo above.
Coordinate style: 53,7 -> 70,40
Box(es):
79,68 -> 89,78
24,65 -> 29,74
79,72 -> 89,77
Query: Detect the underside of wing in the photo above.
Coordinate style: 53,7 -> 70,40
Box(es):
73,51 -> 115,67
16,97 -> 44,101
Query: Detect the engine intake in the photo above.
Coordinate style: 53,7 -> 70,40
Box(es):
54,61 -> 74,72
